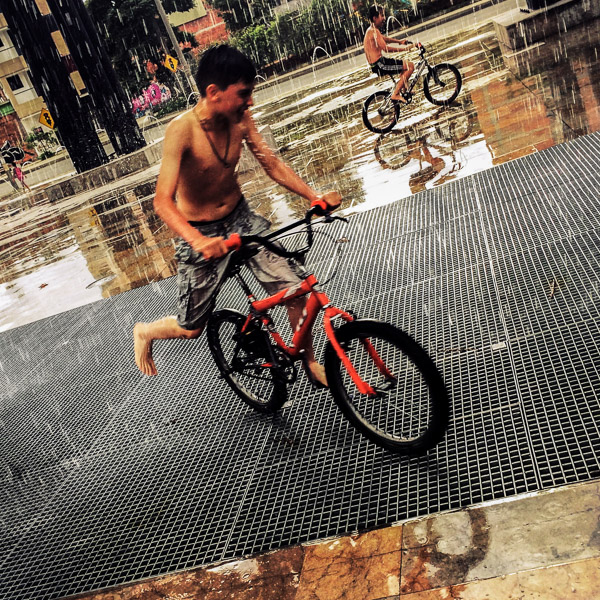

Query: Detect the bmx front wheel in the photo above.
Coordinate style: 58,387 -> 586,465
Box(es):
207,309 -> 288,413
362,91 -> 399,134
325,320 -> 449,455
423,63 -> 462,106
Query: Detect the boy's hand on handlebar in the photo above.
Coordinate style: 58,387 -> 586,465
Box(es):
312,191 -> 342,213
191,235 -> 229,260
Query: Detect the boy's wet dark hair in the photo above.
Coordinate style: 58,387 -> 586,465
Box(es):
195,44 -> 256,97
368,5 -> 383,21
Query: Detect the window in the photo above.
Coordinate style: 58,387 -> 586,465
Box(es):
6,74 -> 24,92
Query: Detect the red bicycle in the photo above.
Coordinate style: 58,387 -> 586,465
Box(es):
206,203 -> 449,455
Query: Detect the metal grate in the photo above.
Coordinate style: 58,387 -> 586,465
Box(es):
1,132 -> 600,599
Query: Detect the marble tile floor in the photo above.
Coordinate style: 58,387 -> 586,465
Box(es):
69,478 -> 600,600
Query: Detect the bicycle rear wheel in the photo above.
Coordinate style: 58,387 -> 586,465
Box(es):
423,63 -> 462,106
362,91 -> 399,134
325,320 -> 449,455
207,309 -> 288,413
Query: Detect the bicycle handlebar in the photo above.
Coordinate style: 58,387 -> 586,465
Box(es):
222,201 -> 345,261
224,233 -> 243,252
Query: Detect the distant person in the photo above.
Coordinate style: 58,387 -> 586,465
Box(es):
364,4 -> 416,103
133,44 -> 341,387
4,165 -> 19,190
13,164 -> 30,192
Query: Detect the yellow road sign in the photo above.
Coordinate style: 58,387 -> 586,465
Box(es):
164,55 -> 178,72
39,108 -> 55,129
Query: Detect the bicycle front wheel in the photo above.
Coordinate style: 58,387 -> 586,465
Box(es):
325,320 -> 449,455
423,63 -> 462,106
207,309 -> 288,413
362,91 -> 399,134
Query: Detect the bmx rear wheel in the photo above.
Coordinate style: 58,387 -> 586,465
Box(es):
207,309 -> 288,413
325,320 -> 449,455
362,91 -> 399,134
423,63 -> 462,106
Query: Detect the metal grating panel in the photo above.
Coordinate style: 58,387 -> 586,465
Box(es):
1,132 -> 600,599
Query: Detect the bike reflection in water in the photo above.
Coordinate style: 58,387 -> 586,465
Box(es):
373,102 -> 474,193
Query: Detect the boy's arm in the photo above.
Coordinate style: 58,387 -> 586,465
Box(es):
153,118 -> 227,258
380,30 -> 414,51
244,114 -> 341,210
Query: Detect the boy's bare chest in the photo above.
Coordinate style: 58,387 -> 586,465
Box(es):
183,127 -> 244,176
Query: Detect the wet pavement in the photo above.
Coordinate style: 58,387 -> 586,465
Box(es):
1,4 -> 600,600
2,10 -> 600,331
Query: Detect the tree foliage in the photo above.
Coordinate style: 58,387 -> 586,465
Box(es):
230,0 -> 363,71
211,0 -> 280,32
85,0 -> 198,97
25,129 -> 59,160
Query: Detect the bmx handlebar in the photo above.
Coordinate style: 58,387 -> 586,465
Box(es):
223,200 -> 342,260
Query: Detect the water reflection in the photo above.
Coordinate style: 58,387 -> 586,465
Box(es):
1,18 -> 600,331
67,187 -> 177,298
373,102 -> 476,195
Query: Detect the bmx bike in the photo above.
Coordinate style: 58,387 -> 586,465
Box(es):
362,43 -> 462,134
205,201 -> 449,455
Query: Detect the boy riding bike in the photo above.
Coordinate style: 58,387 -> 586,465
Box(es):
364,4 -> 416,103
133,45 -> 341,387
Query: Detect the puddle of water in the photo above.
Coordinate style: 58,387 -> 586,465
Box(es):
0,251 -> 103,333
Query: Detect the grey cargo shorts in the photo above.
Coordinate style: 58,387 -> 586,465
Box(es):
175,196 -> 303,330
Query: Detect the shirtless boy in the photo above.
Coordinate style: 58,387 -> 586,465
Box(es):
364,5 -> 415,103
134,45 -> 341,386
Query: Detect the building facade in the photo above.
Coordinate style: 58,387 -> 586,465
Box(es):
0,12 -> 42,146
168,0 -> 228,48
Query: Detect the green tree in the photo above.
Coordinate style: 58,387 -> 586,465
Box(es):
270,11 -> 312,62
229,0 -> 362,72
85,0 -> 197,97
233,23 -> 275,68
211,0 -> 279,32
303,0 -> 362,54
25,130 -> 60,160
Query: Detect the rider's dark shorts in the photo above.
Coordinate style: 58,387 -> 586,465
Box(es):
175,196 -> 303,330
371,56 -> 405,75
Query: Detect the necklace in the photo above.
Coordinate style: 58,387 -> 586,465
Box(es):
194,109 -> 231,168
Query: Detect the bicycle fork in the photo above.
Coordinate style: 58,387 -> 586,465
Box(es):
323,308 -> 392,397
428,64 -> 444,87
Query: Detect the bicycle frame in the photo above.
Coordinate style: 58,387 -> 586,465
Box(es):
384,50 -> 434,98
231,261 -> 381,397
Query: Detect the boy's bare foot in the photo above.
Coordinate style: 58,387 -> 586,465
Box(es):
134,323 -> 158,376
391,94 -> 408,104
304,361 -> 328,388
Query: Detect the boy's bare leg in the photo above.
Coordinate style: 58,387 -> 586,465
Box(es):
285,297 -> 328,387
391,80 -> 406,102
391,62 -> 414,102
134,317 -> 203,376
